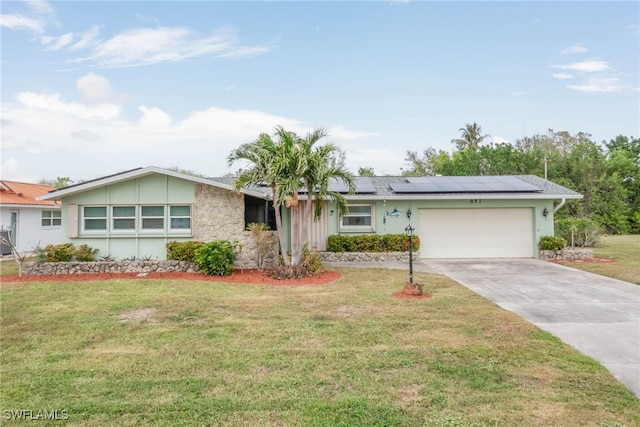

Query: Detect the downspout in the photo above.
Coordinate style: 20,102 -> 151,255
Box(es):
553,198 -> 566,213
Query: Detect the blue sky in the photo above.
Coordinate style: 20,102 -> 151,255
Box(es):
1,1 -> 638,183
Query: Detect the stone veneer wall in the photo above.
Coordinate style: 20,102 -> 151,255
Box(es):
539,248 -> 593,261
193,183 -> 279,269
319,251 -> 417,263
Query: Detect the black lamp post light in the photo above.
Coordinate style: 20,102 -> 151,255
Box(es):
400,222 -> 424,296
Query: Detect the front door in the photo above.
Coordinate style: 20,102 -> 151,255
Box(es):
10,211 -> 18,246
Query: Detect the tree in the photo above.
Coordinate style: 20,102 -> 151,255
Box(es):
39,177 -> 73,189
451,122 -> 489,151
357,167 -> 375,176
228,126 -> 354,266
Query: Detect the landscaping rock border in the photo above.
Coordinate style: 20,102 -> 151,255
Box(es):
539,248 -> 593,261
318,251 -> 417,263
23,260 -> 200,276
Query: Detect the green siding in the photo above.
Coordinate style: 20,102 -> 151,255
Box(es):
325,198 -> 557,256
60,174 -> 196,260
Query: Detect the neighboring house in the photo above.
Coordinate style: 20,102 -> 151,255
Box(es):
38,166 -> 582,262
0,180 -> 63,254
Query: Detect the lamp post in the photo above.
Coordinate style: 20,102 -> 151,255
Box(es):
405,224 -> 415,284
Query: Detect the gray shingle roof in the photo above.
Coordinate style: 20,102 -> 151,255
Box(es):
211,175 -> 582,201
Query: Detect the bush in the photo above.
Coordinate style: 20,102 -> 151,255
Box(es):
267,263 -> 311,280
327,234 -> 420,252
539,236 -> 567,251
38,243 -> 100,262
74,244 -> 99,262
166,241 -> 205,262
302,245 -> 324,275
193,240 -> 237,276
555,217 -> 604,248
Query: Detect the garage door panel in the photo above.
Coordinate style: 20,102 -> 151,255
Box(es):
418,208 -> 533,258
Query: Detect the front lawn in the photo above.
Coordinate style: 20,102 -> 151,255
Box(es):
1,268 -> 637,426
561,234 -> 640,285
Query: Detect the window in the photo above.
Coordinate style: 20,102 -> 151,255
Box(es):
112,206 -> 136,230
79,204 -> 191,235
340,204 -> 374,232
84,207 -> 107,231
41,210 -> 62,227
141,206 -> 164,230
170,205 -> 191,230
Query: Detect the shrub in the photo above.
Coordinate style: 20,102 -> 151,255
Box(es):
539,236 -> 567,251
247,223 -> 272,270
302,245 -> 324,275
74,244 -> 99,262
555,217 -> 604,248
267,264 -> 311,280
193,240 -> 237,276
327,234 -> 420,252
166,241 -> 205,262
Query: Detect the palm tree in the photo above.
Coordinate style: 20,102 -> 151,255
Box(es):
451,122 -> 489,150
228,126 -> 354,266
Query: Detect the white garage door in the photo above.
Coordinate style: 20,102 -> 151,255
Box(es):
418,208 -> 534,258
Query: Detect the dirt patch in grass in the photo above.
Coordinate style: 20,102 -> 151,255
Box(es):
119,308 -> 158,323
1,269 -> 342,286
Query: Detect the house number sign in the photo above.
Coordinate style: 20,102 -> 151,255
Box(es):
469,199 -> 482,204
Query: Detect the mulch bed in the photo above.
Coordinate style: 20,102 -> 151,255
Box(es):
1,269 -> 342,286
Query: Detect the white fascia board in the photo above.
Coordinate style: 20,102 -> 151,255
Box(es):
0,203 -> 61,209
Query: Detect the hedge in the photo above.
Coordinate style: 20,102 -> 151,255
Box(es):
327,234 -> 419,253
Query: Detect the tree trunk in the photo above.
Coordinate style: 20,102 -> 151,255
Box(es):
272,194 -> 291,266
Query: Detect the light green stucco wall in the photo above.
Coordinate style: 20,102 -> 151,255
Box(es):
322,198 -> 557,256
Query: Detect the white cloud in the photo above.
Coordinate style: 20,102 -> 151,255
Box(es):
552,73 -> 573,80
511,91 -> 525,96
138,106 -> 172,129
0,159 -> 20,180
1,75 -> 375,180
560,44 -> 587,55
16,92 -> 121,120
76,73 -> 115,103
26,0 -> 54,16
71,26 -> 271,68
41,32 -> 73,50
327,125 -> 379,140
552,60 -> 610,73
70,26 -> 101,51
0,14 -> 44,33
566,77 -> 627,93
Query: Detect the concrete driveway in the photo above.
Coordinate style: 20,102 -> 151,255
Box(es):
420,259 -> 640,397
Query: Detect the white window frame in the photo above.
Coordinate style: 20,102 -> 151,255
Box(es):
82,206 -> 108,233
41,210 -> 62,228
169,205 -> 191,232
140,205 -> 165,232
339,204 -> 375,232
111,206 -> 136,232
78,204 -> 192,235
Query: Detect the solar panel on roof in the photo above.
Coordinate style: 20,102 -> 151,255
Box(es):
391,176 -> 542,193
323,176 -> 376,194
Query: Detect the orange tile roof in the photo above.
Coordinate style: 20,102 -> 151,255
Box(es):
0,181 -> 58,207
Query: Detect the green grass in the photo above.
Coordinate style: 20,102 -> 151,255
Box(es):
563,234 -> 640,285
1,269 -> 638,426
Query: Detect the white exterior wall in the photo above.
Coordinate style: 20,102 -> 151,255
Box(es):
0,206 -> 63,253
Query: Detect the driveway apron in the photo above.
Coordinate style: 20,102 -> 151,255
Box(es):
420,259 -> 640,397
